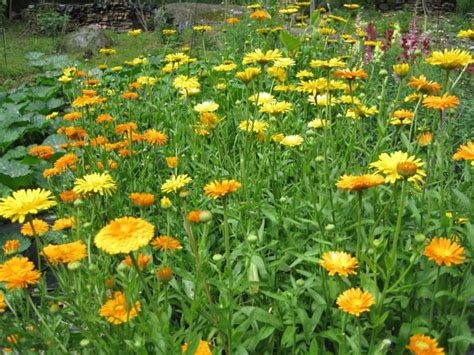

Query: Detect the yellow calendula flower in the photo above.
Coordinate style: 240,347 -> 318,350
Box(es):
370,151 -> 426,184
236,67 -> 262,83
73,173 -> 116,196
239,120 -> 269,135
280,135 -> 304,147
393,63 -> 410,77
310,58 -> 346,70
320,251 -> 358,276
0,189 -> 57,223
425,48 -> 473,70
249,92 -> 275,106
95,217 -> 154,255
308,118 -> 329,129
457,29 -> 474,40
243,49 -> 282,65
193,25 -> 212,32
259,101 -> 293,115
127,29 -> 142,37
194,100 -> 219,113
161,174 -> 192,194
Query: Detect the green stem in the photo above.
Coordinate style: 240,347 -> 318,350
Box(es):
26,292 -> 68,353
356,191 -> 363,260
429,266 -> 441,326
388,181 -> 407,268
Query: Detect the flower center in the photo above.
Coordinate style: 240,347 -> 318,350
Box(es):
397,162 -> 418,177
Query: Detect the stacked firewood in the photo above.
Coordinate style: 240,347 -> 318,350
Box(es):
24,1 -> 157,32
375,0 -> 456,12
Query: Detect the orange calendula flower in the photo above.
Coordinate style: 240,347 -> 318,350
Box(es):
143,129 -> 168,145
99,291 -> 141,325
96,114 -> 113,124
422,94 -> 459,110
29,145 -> 55,160
129,193 -> 155,207
54,153 -> 78,171
52,217 -> 75,231
187,210 -> 212,223
320,251 -> 358,276
151,235 -> 183,251
60,190 -> 79,203
204,179 -> 241,199
336,288 -> 375,316
165,156 -> 179,168
336,174 -> 385,190
0,256 -> 41,289
63,112 -> 82,121
407,334 -> 445,355
226,17 -> 240,24
423,237 -> 465,267
0,292 -> 5,313
42,240 -> 87,265
453,141 -> 474,161
182,340 -> 212,354
333,68 -> 368,80
95,217 -> 155,255
20,218 -> 49,237
3,240 -> 20,256
123,253 -> 151,269
418,132 -> 432,146
122,92 -> 139,100
250,9 -> 271,20
407,75 -> 441,94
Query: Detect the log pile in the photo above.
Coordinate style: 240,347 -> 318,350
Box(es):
24,1 -> 157,32
375,0 -> 456,12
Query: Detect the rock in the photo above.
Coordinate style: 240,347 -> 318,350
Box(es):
61,25 -> 113,53
153,2 -> 247,29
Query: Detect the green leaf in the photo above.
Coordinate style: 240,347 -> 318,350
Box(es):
241,307 -> 283,329
452,188 -> 471,210
280,31 -> 301,53
281,326 -> 296,347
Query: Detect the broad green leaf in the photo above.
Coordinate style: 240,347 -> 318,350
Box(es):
280,31 -> 301,53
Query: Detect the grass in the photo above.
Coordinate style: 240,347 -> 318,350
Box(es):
0,22 -> 166,91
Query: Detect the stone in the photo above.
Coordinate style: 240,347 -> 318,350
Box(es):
153,2 -> 247,29
61,25 -> 113,53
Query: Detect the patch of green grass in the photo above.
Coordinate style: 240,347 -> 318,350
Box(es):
0,22 -> 166,91
0,23 -> 57,90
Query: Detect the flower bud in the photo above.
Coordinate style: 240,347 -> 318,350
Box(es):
325,224 -> 335,231
295,279 -> 305,287
415,233 -> 426,243
49,303 -> 60,313
83,222 -> 92,229
198,210 -> 212,222
247,233 -> 258,243
212,254 -> 223,262
73,199 -> 84,207
67,261 -> 81,270
378,69 -> 388,76
156,266 -> 173,282
160,196 -> 172,209
80,339 -> 90,347
315,155 -> 325,162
